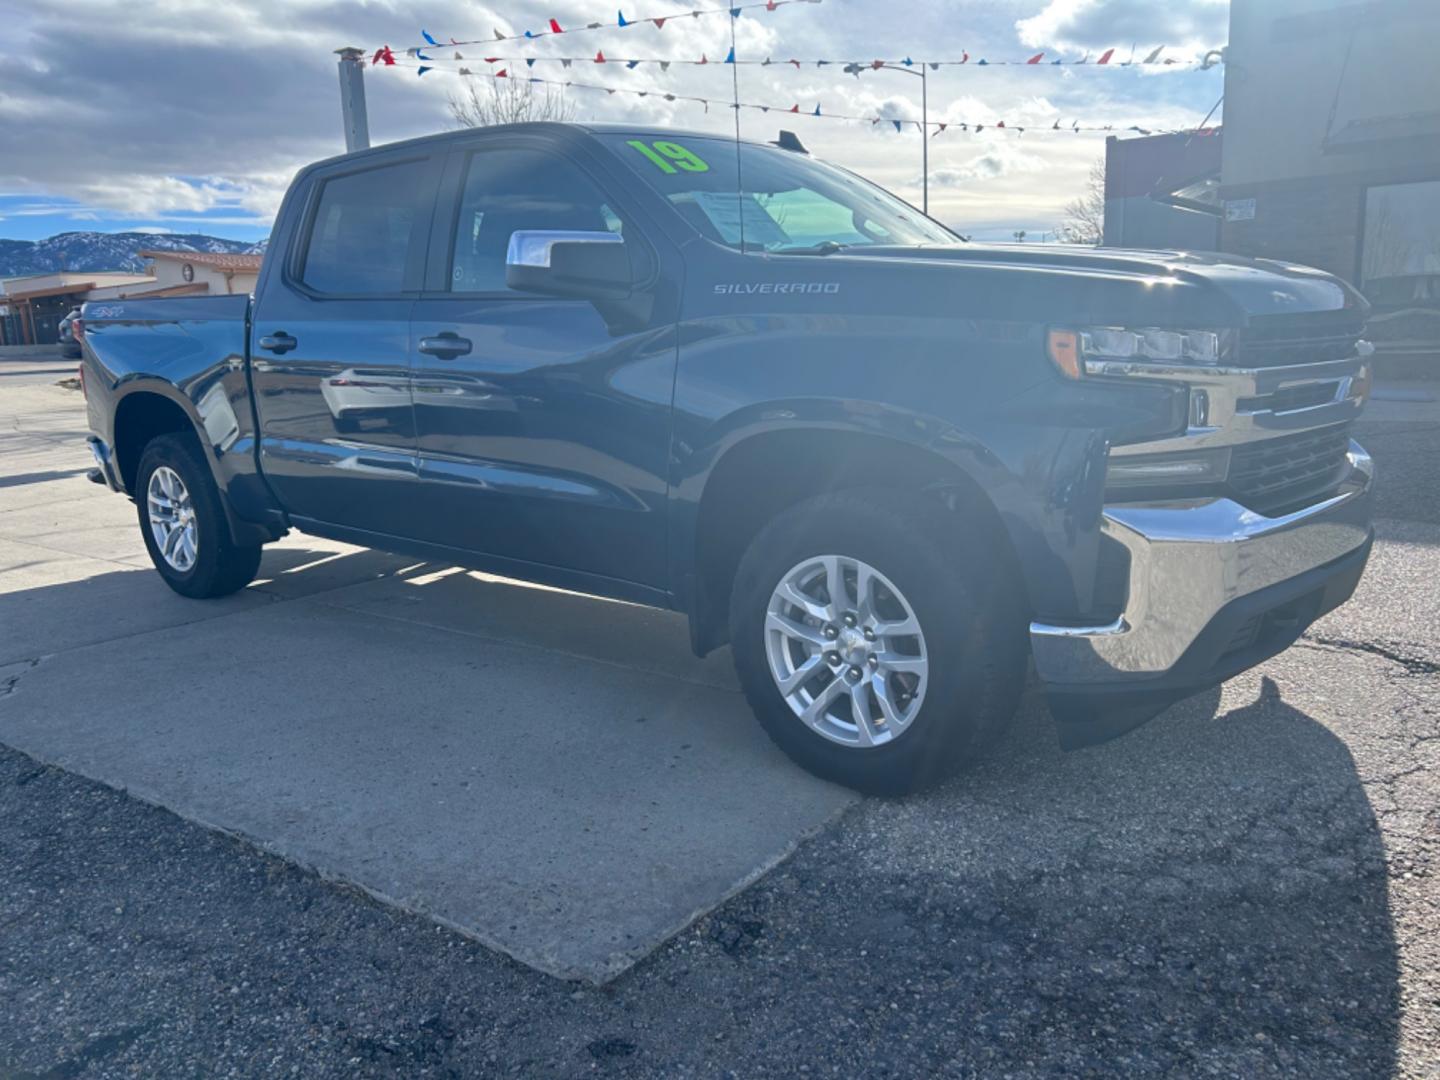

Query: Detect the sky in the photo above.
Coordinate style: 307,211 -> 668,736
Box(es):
0,0 -> 1229,245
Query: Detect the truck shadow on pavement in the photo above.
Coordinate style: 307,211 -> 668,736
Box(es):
695,675 -> 1402,1075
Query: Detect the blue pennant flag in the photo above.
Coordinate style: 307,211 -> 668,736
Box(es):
892,120 -> 902,132
417,65 -> 432,75
977,58 -> 989,65
526,58 -> 536,67
813,104 -> 822,116
618,10 -> 630,26
724,47 -> 735,63
416,50 -> 431,60
422,30 -> 438,45
627,59 -> 641,68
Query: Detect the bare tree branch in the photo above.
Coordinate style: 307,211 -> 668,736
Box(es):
1058,158 -> 1106,246
447,78 -> 577,129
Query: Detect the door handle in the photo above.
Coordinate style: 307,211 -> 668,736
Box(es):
258,332 -> 297,355
419,333 -> 473,360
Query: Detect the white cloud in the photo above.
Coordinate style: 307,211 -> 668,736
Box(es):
927,144 -> 1047,187
1017,0 -> 1229,54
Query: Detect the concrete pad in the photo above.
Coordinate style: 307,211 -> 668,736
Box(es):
0,592 -> 854,982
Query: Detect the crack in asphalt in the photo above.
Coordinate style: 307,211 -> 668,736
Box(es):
1300,635 -> 1440,676
0,659 -> 41,698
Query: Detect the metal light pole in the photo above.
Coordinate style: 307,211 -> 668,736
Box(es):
880,64 -> 929,216
335,46 -> 371,153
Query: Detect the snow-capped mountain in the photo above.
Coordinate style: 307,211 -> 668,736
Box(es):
0,232 -> 269,278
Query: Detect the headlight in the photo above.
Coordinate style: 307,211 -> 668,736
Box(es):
1047,327 -> 1229,378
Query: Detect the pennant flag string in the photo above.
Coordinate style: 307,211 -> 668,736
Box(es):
387,62 -> 1209,137
396,48 -> 1226,71
401,0 -> 818,51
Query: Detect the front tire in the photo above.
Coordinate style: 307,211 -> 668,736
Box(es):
729,488 -> 1027,795
135,433 -> 262,599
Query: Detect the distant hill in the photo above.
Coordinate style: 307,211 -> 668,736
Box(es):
0,232 -> 269,278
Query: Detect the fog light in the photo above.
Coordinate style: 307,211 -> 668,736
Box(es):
1106,450 -> 1228,490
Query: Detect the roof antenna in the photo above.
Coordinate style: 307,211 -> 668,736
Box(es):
729,9 -> 746,251
772,130 -> 808,154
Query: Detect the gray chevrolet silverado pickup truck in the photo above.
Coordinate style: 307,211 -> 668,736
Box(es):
80,122 -> 1375,793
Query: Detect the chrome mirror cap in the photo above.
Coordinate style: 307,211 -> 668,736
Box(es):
506,230 -> 623,269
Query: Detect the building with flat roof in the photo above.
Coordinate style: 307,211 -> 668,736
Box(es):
0,272 -> 154,347
1219,0 -> 1440,370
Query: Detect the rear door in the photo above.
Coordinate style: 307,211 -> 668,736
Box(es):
250,151 -> 440,533
405,134 -> 680,591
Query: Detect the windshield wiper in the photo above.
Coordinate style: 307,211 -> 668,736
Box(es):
772,240 -> 850,256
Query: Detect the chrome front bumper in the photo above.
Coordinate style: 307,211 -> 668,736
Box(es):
1031,440 -> 1374,686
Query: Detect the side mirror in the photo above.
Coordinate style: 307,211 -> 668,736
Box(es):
505,230 -> 633,300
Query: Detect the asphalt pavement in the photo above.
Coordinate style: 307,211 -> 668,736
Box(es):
1,358 -> 1436,1077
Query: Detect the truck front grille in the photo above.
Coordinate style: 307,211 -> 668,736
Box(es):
1237,311 -> 1366,368
1228,423 -> 1353,515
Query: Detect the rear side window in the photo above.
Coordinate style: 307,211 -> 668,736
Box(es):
301,159 -> 427,295
448,147 -> 624,294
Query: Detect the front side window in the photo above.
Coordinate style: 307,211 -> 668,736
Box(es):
448,148 -> 624,293
301,158 -> 427,295
601,134 -> 955,253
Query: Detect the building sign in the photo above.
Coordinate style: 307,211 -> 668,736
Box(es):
1225,198 -> 1257,223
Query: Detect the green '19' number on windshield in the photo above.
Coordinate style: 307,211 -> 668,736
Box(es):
626,140 -> 710,174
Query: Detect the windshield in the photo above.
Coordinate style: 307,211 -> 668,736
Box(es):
601,134 -> 956,253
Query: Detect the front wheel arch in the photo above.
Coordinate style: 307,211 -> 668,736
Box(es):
686,425 -> 1022,656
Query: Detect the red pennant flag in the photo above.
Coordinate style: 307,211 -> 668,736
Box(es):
595,50 -> 606,62
549,18 -> 564,33
652,16 -> 666,27
699,54 -> 708,64
790,104 -> 800,113
789,58 -> 800,68
484,56 -> 501,63
766,0 -> 778,8
871,59 -> 884,70
1097,48 -> 1114,64
997,120 -> 1006,128
936,123 -> 947,133
371,47 -> 384,64
1026,52 -> 1044,64
961,51 -> 969,63
496,68 -> 508,77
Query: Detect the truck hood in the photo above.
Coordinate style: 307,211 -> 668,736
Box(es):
838,243 -> 1367,322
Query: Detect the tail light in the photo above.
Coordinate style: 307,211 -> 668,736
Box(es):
72,316 -> 85,341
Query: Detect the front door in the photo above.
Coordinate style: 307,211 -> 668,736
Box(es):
250,153 -> 438,533
406,139 -> 678,590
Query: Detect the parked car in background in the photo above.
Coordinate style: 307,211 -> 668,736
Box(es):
58,308 -> 83,359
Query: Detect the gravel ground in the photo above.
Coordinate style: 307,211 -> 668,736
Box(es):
1,381 -> 1436,1077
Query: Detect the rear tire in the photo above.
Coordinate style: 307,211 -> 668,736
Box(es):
729,488 -> 1027,795
135,433 -> 262,599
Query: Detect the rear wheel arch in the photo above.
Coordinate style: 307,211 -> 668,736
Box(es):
112,388 -> 201,495
687,425 -> 1023,656
111,386 -> 275,548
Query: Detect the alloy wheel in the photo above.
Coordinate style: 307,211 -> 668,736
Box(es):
764,554 -> 929,748
146,465 -> 199,572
